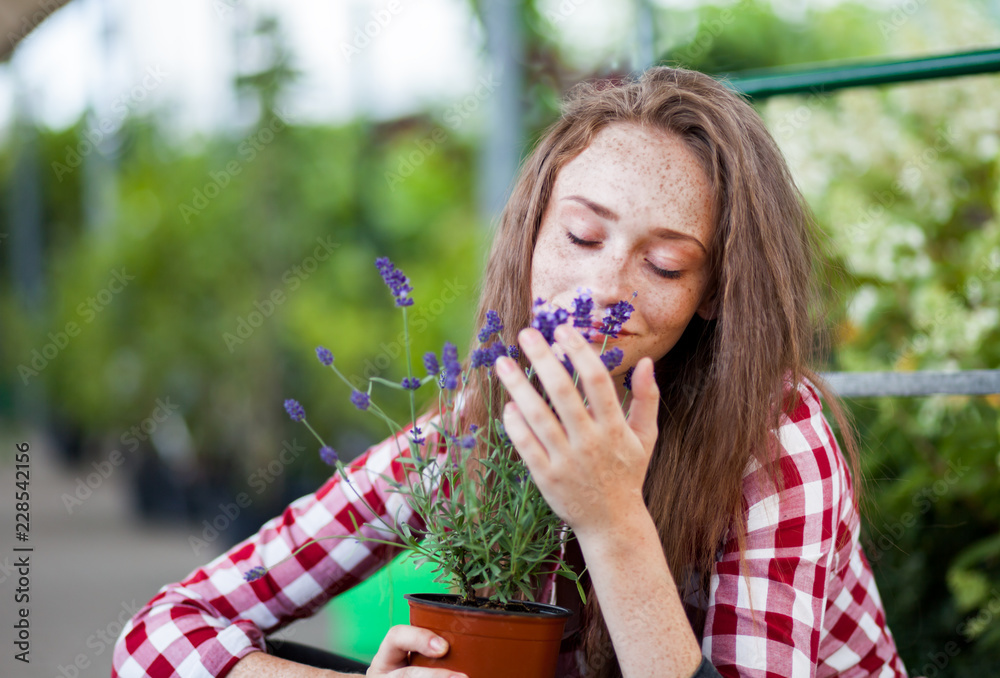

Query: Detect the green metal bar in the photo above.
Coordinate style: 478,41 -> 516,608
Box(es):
724,47 -> 1000,100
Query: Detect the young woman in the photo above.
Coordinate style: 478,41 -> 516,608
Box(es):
113,66 -> 910,678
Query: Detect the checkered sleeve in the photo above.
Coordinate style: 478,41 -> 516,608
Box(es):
112,421 -> 441,678
701,381 -> 847,678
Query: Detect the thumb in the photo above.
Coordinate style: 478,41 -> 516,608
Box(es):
626,357 -> 660,451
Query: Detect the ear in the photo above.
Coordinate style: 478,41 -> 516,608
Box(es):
696,286 -> 718,320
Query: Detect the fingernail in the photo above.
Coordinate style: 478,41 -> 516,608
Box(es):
495,357 -> 514,374
520,328 -> 540,346
431,637 -> 446,652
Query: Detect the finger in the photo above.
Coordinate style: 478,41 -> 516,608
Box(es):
502,400 -> 552,475
396,668 -> 469,678
495,349 -> 570,455
552,324 -> 620,425
625,357 -> 660,451
368,625 -> 449,671
512,328 -> 592,434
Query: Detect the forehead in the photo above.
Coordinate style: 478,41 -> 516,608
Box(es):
551,122 -> 714,231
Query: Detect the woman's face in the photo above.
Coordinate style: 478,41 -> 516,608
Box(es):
530,122 -> 715,382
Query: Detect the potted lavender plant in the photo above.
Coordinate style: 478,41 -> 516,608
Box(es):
250,257 -> 634,678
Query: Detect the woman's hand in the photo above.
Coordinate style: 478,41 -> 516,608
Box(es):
366,625 -> 467,678
494,324 -> 661,540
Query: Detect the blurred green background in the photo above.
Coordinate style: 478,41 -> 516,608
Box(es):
1,0 -> 999,674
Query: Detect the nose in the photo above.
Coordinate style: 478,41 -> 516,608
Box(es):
586,253 -> 635,313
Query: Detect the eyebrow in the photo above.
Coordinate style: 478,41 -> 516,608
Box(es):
562,195 -> 707,253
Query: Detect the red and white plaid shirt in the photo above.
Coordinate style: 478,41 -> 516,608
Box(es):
113,380 -> 908,677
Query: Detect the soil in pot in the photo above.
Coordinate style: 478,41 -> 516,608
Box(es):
405,593 -> 572,678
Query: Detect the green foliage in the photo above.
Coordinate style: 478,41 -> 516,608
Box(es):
1,112 -> 482,497
662,0 -> 886,74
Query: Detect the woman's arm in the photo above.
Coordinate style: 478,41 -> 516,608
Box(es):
495,325 -> 705,678
112,425 -> 435,678
575,505 -> 703,678
230,652 -> 347,677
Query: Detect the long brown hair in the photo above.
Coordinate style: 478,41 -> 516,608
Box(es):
458,66 -> 858,677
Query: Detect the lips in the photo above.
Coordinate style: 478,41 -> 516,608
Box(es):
588,323 -> 632,338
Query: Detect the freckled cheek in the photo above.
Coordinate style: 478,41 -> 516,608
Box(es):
530,261 -> 570,299
641,301 -> 696,350
532,248 -> 584,298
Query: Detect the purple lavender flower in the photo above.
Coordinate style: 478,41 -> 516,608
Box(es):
402,377 -> 421,390
531,298 -> 569,344
470,347 -> 489,369
469,424 -> 478,433
410,426 -> 425,445
350,390 -> 370,411
561,355 -> 575,375
374,257 -> 414,307
284,399 -> 305,422
624,366 -> 635,391
494,421 -> 512,447
507,344 -> 519,360
471,341 -> 508,369
319,445 -> 338,466
459,435 -> 476,449
442,342 -> 461,390
316,346 -> 334,366
423,351 -> 439,376
571,289 -> 594,339
478,310 -> 504,343
244,566 -> 267,582
600,347 -> 624,371
599,296 -> 636,338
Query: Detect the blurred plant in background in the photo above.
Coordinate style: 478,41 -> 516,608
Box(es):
0,12 -> 483,526
1,0 -> 998,670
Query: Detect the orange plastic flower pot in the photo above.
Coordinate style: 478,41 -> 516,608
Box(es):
405,593 -> 572,678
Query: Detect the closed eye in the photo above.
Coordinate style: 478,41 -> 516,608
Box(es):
646,261 -> 682,280
566,231 -> 599,247
567,232 -> 682,280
